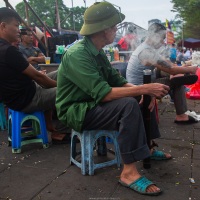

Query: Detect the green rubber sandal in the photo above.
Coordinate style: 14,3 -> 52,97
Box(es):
151,150 -> 171,160
119,176 -> 162,196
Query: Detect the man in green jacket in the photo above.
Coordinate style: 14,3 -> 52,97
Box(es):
56,2 -> 169,196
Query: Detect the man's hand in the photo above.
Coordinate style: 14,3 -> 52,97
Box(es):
148,96 -> 156,112
27,56 -> 45,64
23,64 -> 56,88
188,66 -> 198,74
145,83 -> 169,99
139,95 -> 143,105
102,83 -> 169,103
27,57 -> 38,64
39,70 -> 47,75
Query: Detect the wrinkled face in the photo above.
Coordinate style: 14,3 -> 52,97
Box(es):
0,18 -> 20,43
104,25 -> 117,45
21,31 -> 33,45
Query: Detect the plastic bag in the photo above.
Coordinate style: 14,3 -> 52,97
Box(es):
186,68 -> 200,99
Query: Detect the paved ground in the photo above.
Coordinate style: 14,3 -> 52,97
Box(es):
0,98 -> 200,200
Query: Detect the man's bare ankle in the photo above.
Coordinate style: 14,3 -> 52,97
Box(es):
120,172 -> 141,184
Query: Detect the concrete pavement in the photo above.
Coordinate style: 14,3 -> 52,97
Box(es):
0,98 -> 200,200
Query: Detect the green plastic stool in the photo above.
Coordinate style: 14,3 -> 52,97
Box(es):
8,109 -> 49,153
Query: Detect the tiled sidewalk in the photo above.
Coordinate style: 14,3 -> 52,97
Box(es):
0,98 -> 200,200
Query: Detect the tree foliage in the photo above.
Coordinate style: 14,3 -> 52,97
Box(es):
15,0 -> 86,31
171,0 -> 200,39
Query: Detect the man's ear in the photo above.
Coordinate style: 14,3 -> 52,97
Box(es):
0,22 -> 7,30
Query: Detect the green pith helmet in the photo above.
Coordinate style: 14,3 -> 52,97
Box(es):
80,1 -> 125,36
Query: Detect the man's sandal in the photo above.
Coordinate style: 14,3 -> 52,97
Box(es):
119,176 -> 162,196
151,150 -> 172,160
174,115 -> 198,124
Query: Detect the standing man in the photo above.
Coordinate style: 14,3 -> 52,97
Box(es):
56,2 -> 170,196
0,7 -> 57,132
19,29 -> 45,70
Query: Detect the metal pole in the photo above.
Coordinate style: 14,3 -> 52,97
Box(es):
43,23 -> 49,57
25,2 -> 30,26
182,22 -> 184,49
143,69 -> 152,169
71,0 -> 75,30
83,0 -> 86,8
4,0 -> 9,8
55,0 -> 61,34
23,0 -> 54,37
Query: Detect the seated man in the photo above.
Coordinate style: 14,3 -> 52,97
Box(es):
56,2 -> 170,196
19,28 -> 45,70
126,22 -> 198,124
176,48 -> 186,65
0,7 -> 56,132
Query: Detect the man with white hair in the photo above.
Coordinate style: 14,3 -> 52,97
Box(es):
127,22 -> 198,124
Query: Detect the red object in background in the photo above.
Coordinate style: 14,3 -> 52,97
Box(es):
186,68 -> 200,99
34,27 -> 51,47
118,34 -> 136,50
45,31 -> 51,38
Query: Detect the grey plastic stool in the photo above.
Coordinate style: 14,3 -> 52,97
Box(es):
70,130 -> 121,175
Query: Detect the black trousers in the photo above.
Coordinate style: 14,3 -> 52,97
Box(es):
82,97 -> 160,164
155,75 -> 187,115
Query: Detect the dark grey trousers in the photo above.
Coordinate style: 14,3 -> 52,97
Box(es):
21,70 -> 57,113
82,97 -> 153,164
155,77 -> 187,115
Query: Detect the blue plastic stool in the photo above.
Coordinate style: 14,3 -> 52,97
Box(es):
0,103 -> 7,130
8,109 -> 49,153
70,130 -> 121,175
106,137 -> 113,144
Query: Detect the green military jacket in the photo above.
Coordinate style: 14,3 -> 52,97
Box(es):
56,37 -> 127,132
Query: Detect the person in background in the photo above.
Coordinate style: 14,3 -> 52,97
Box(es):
127,22 -> 198,124
189,48 -> 193,59
19,28 -> 45,70
170,43 -> 177,63
118,24 -> 139,61
35,26 -> 47,56
184,48 -> 191,60
56,2 -> 170,196
176,48 -> 186,65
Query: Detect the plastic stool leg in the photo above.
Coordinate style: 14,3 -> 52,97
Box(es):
11,112 -> 22,153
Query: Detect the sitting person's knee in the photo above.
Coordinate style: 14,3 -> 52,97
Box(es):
122,97 -> 139,108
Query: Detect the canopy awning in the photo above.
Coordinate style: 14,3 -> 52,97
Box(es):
182,38 -> 200,48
